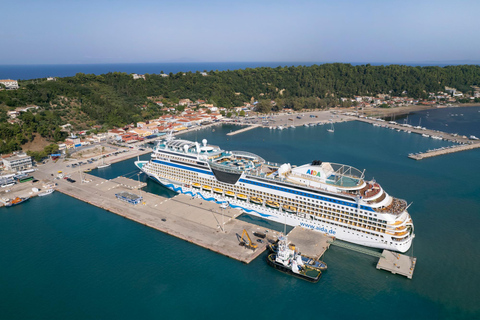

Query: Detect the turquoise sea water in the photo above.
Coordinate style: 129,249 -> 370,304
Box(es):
1,108 -> 480,319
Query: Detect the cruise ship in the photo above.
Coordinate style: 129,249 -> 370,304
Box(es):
135,136 -> 415,252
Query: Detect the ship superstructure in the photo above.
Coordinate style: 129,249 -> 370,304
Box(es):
135,136 -> 415,252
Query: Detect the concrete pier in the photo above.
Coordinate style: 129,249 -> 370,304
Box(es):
37,172 -> 275,263
226,124 -> 260,136
408,143 -> 480,160
356,118 -> 472,143
286,227 -> 333,259
376,250 -> 417,279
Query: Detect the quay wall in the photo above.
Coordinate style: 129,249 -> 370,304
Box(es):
51,174 -> 269,264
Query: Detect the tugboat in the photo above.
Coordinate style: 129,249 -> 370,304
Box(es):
266,236 -> 322,282
268,240 -> 327,271
5,196 -> 29,207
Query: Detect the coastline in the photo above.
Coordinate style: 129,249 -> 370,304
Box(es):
360,103 -> 480,118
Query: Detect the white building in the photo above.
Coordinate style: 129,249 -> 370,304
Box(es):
7,111 -> 20,118
0,79 -> 19,90
3,154 -> 33,171
132,74 -> 146,80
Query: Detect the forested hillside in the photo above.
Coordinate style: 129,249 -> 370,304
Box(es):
0,63 -> 479,153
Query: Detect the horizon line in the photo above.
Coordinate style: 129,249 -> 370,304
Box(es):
1,60 -> 480,67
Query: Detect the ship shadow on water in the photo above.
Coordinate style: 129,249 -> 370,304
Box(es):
236,213 -> 294,234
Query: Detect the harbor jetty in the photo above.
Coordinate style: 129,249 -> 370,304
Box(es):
408,143 -> 480,160
226,124 -> 260,136
40,172 -> 273,263
286,226 -> 332,259
356,117 -> 480,159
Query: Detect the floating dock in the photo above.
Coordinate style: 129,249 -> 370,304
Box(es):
376,250 -> 417,279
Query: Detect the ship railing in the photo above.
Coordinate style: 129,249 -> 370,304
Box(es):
265,161 -> 282,168
245,170 -> 358,201
208,161 -> 252,174
230,151 -> 265,163
374,198 -> 407,216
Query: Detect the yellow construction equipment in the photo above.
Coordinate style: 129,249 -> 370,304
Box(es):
240,229 -> 258,250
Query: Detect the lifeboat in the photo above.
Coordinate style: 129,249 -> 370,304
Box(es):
225,191 -> 235,197
266,200 -> 280,209
202,185 -> 212,191
237,194 -> 247,201
213,187 -> 223,194
282,204 -> 297,213
192,183 -> 201,189
250,196 -> 263,204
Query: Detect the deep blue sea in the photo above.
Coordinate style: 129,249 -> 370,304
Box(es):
0,62 -> 316,80
0,62 -> 471,80
396,106 -> 480,138
1,107 -> 480,319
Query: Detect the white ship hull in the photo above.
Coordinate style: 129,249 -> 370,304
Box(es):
139,167 -> 413,253
134,135 -> 414,253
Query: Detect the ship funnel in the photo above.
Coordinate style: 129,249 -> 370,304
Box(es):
277,163 -> 291,176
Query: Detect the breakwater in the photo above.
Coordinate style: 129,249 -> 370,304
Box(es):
356,117 -> 480,159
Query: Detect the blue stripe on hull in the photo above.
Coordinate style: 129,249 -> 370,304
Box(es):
145,173 -> 274,218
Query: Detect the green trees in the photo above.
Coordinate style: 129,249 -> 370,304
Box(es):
0,64 -> 478,150
27,143 -> 60,162
256,100 -> 272,113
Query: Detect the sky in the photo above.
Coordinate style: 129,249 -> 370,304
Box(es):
1,0 -> 479,65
